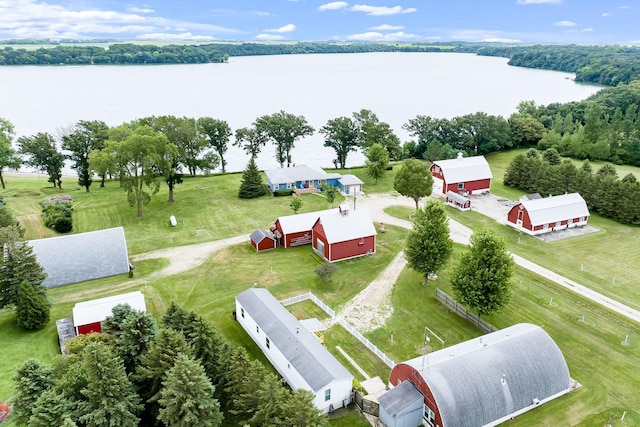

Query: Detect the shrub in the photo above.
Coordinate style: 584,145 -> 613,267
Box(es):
40,195 -> 73,233
274,189 -> 294,197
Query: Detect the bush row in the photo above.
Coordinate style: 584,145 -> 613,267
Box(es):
40,195 -> 73,233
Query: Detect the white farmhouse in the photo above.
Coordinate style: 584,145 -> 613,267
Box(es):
235,288 -> 353,413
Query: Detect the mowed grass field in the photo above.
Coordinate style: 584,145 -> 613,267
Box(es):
1,155 -> 640,426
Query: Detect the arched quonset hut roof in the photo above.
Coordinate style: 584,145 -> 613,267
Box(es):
393,323 -> 570,427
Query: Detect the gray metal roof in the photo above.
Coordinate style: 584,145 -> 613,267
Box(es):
433,155 -> 492,183
28,227 -> 129,288
445,191 -> 470,204
265,165 -> 330,185
401,323 -> 570,427
236,288 -> 352,391
378,380 -> 423,416
338,174 -> 364,186
250,228 -> 274,244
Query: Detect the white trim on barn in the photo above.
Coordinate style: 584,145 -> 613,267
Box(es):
72,291 -> 146,335
432,154 -> 492,195
445,191 -> 471,211
235,288 -> 353,413
276,208 -> 339,236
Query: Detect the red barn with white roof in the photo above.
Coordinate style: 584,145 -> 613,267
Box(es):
72,291 -> 146,335
506,193 -> 589,235
274,208 -> 339,248
430,153 -> 492,195
312,206 -> 377,262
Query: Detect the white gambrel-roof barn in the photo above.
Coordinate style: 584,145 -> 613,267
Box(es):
29,227 -> 130,288
235,288 -> 353,413
431,154 -> 492,195
386,323 -> 572,427
507,193 -> 590,235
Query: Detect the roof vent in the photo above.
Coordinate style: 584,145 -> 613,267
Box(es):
533,398 -> 540,405
339,203 -> 349,216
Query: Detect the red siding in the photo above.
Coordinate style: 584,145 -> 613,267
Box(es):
253,238 -> 276,252
389,363 -> 444,427
444,178 -> 491,195
312,222 -> 329,259
507,204 -> 534,232
430,164 -> 445,180
78,322 -> 102,335
328,236 -> 375,261
275,219 -> 313,248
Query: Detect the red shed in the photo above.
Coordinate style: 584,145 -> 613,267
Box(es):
430,153 -> 492,195
507,193 -> 589,235
274,208 -> 339,248
72,291 -> 146,335
312,206 -> 376,262
383,324 -> 571,427
250,229 -> 276,252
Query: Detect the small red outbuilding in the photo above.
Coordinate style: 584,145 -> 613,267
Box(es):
312,206 -> 376,262
430,153 -> 492,195
72,291 -> 146,335
274,208 -> 339,248
250,229 -> 276,252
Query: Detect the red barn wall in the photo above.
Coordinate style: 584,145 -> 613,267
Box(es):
78,322 -> 102,335
328,235 -> 375,262
507,204 -> 533,231
312,222 -> 329,259
444,178 -> 491,195
275,220 -> 313,248
255,238 -> 275,252
389,363 -> 444,427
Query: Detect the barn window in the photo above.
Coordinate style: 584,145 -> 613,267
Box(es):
424,405 -> 436,426
241,308 -> 244,318
265,337 -> 270,349
325,389 -> 331,401
256,325 -> 260,334
457,183 -> 464,190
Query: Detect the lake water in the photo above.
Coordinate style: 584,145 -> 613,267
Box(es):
0,52 -> 601,173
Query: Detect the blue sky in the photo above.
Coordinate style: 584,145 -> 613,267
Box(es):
0,0 -> 638,44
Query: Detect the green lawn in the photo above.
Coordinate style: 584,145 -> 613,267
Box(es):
2,163 -> 640,426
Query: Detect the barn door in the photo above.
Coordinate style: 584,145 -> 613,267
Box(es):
516,210 -> 523,226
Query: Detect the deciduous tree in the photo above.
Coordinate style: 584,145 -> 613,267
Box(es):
0,117 -> 21,189
320,117 -> 360,169
393,159 -> 433,209
364,143 -> 389,184
197,117 -> 232,173
405,200 -> 453,285
451,229 -> 514,318
353,109 -> 401,159
18,132 -> 65,188
290,194 -> 303,213
235,126 -> 268,158
255,111 -> 314,167
61,120 -> 109,192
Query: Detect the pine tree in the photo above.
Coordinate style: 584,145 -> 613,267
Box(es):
405,200 -> 453,285
28,388 -> 75,427
247,372 -> 288,427
158,354 -> 223,427
78,342 -> 142,427
238,157 -> 266,198
11,359 -> 54,425
16,280 -> 51,329
102,303 -> 135,337
115,309 -> 157,373
0,225 -> 47,309
276,389 -> 329,427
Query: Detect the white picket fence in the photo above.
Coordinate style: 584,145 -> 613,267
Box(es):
281,292 -> 395,369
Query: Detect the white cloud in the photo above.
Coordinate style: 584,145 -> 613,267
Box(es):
567,28 -> 593,33
318,1 -> 349,11
554,20 -> 577,27
618,5 -> 631,9
351,4 -> 417,16
265,24 -> 295,33
483,37 -> 522,43
601,12 -> 611,17
255,33 -> 285,40
516,0 -> 562,4
253,11 -> 272,16
369,24 -> 404,31
0,0 -> 237,39
127,6 -> 154,14
346,31 -> 419,41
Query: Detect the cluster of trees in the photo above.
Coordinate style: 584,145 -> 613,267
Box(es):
40,195 -> 74,233
0,41 -> 482,66
12,302 -> 328,427
478,44 -> 640,86
0,203 -> 50,330
504,149 -> 640,225
404,198 -> 514,317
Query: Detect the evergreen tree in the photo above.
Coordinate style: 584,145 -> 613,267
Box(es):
0,205 -> 20,229
78,342 -> 142,427
102,303 -> 135,337
184,315 -> 227,383
16,280 -> 51,330
12,359 -> 54,425
238,157 -> 266,198
0,226 -> 47,309
247,372 -> 288,427
162,301 -> 191,331
158,354 -> 223,427
28,388 -> 76,427
115,309 -> 157,373
405,200 -> 453,285
542,148 -> 562,165
451,229 -> 514,318
276,389 -> 329,427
